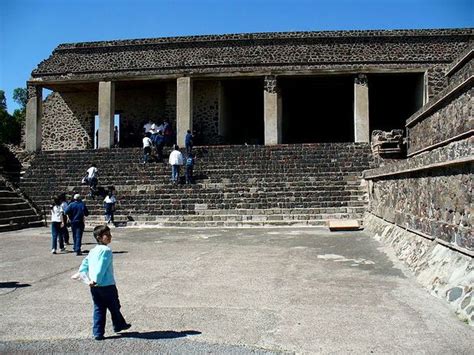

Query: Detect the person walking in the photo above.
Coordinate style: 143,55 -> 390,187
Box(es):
64,194 -> 89,256
152,130 -> 165,162
58,193 -> 70,245
168,144 -> 184,184
78,225 -> 131,340
185,130 -> 193,155
185,153 -> 195,184
50,197 -> 65,254
103,187 -> 117,225
86,164 -> 99,198
142,133 -> 153,164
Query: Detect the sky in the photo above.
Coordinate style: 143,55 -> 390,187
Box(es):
0,0 -> 472,113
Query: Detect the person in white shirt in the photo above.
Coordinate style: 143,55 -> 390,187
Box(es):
103,187 -> 117,225
168,144 -> 184,184
142,133 -> 153,164
50,197 -> 65,254
86,164 -> 99,198
143,120 -> 153,134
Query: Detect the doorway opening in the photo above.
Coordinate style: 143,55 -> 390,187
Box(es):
94,114 -> 120,149
368,73 -> 424,137
219,79 -> 264,145
280,76 -> 354,143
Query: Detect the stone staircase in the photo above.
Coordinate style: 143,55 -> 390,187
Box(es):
0,176 -> 45,232
20,143 -> 373,227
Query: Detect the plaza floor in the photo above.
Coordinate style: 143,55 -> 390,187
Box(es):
0,226 -> 471,354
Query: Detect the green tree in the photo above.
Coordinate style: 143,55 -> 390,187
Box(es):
13,88 -> 27,110
0,90 -> 12,144
0,89 -> 23,145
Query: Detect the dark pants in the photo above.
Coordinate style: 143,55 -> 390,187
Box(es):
155,143 -> 164,162
104,203 -> 115,223
171,165 -> 181,183
185,166 -> 194,184
51,222 -> 64,250
88,177 -> 98,197
90,285 -> 127,337
60,221 -> 69,244
186,144 -> 193,155
71,222 -> 84,253
143,146 -> 151,163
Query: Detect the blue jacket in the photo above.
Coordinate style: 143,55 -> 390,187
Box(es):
65,200 -> 89,224
185,133 -> 193,146
79,245 -> 115,286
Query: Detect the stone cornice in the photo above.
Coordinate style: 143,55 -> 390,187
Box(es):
55,28 -> 474,50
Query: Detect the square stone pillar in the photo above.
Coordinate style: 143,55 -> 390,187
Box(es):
354,74 -> 370,142
98,81 -> 115,149
25,85 -> 42,152
264,75 -> 282,145
176,77 -> 193,148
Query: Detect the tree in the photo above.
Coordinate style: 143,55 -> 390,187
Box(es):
0,89 -> 23,145
13,88 -> 28,110
0,90 -> 6,111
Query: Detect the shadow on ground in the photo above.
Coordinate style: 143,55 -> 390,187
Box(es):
0,281 -> 31,288
109,330 -> 201,340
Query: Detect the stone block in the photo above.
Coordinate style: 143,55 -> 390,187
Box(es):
328,219 -> 361,231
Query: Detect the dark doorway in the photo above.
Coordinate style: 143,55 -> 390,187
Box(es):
368,73 -> 424,136
220,79 -> 264,145
280,76 -> 354,143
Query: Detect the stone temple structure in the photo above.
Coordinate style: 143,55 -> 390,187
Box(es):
26,29 -> 470,150
3,28 -> 473,323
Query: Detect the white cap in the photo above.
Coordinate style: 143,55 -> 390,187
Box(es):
73,193 -> 81,200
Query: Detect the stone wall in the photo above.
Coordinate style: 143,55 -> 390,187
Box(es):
33,30 -> 471,79
42,85 -> 172,150
364,50 -> 473,254
42,91 -> 96,150
193,80 -> 220,144
447,47 -> 473,86
408,85 -> 472,154
366,146 -> 472,251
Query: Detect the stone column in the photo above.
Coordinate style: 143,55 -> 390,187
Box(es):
25,85 -> 43,152
176,77 -> 193,147
354,74 -> 369,142
264,75 -> 282,145
98,81 -> 115,149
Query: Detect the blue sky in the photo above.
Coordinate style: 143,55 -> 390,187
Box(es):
0,0 -> 472,113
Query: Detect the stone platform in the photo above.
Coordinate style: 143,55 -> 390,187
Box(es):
0,226 -> 471,353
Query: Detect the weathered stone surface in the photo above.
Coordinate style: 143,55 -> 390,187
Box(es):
367,162 -> 472,251
364,137 -> 472,178
364,213 -> 474,326
408,85 -> 473,154
32,29 -> 472,81
193,81 -> 220,144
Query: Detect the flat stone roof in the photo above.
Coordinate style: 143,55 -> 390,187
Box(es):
56,28 -> 473,50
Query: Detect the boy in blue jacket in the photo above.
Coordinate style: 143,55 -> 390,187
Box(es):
78,225 -> 131,340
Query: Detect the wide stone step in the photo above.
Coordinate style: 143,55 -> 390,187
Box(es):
0,214 -> 43,226
0,209 -> 39,218
0,202 -> 32,211
19,144 -> 372,227
0,220 -> 45,233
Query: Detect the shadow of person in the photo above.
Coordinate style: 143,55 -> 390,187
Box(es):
0,281 -> 31,288
110,330 -> 201,340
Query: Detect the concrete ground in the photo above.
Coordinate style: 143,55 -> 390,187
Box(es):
0,226 -> 471,354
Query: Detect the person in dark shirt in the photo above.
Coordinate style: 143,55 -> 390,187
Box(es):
64,194 -> 89,256
185,130 -> 193,155
185,153 -> 195,185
